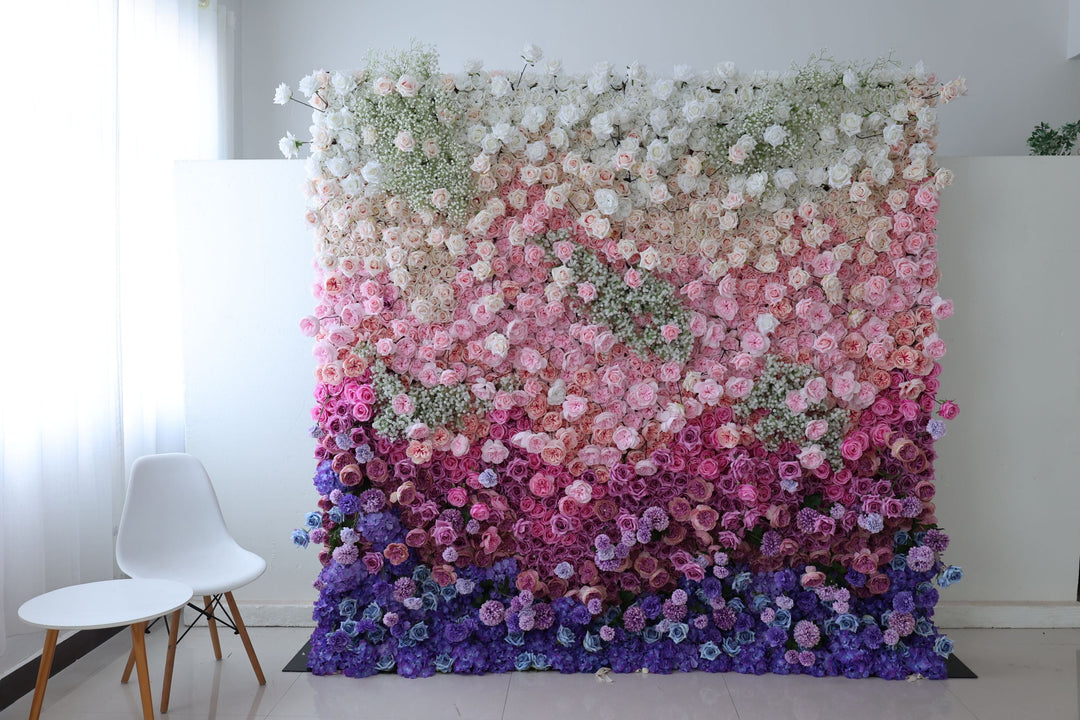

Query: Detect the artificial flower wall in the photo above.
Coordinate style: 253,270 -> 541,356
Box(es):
284,44 -> 965,680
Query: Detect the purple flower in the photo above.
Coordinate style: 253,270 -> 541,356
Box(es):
793,620 -> 820,648
622,605 -> 646,633
479,600 -> 505,626
926,418 -> 947,439
553,562 -> 574,579
906,545 -> 935,572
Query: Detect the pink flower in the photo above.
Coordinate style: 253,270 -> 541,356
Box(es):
562,395 -> 589,421
446,487 -> 468,507
391,394 -> 414,416
623,268 -> 643,288
840,437 -> 864,461
713,423 -> 741,448
724,376 -> 753,399
481,439 -> 510,464
805,377 -> 827,403
529,473 -> 556,497
612,425 -> 641,451
626,381 -> 658,410
798,445 -> 826,470
470,502 -> 490,521
395,74 -> 419,97
449,434 -> 470,457
786,390 -> 809,414
661,324 -> 681,341
939,400 -> 960,420
805,419 -> 828,441
394,130 -> 416,153
564,479 -> 593,504
299,316 -> 320,337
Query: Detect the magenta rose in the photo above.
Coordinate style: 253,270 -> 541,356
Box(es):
939,400 -> 960,420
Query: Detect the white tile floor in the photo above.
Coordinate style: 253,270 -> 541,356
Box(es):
1,626 -> 1077,720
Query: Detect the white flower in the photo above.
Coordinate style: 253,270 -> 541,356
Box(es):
326,156 -> 350,178
341,174 -> 363,195
521,43 -> 543,64
883,123 -> 903,145
331,72 -> 354,95
763,124 -> 788,147
715,61 -> 737,79
525,140 -> 547,164
556,104 -> 582,127
360,160 -> 383,185
590,111 -> 614,139
278,131 -> 299,158
297,74 -> 318,98
490,74 -> 512,97
550,265 -> 574,286
827,162 -> 852,187
484,332 -> 509,358
463,58 -> 483,73
839,112 -> 863,137
756,313 -> 779,335
648,106 -> 669,131
594,188 -> 619,215
652,78 -> 674,100
645,139 -> 670,164
626,61 -> 647,83
842,69 -> 861,92
547,127 -> 568,148
807,166 -> 827,185
819,125 -> 838,145
673,64 -> 694,82
745,172 -> 768,197
638,246 -> 660,270
521,105 -> 547,133
273,82 -> 292,105
774,168 -> 797,188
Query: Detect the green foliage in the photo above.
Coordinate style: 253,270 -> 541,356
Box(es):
1027,121 -> 1080,156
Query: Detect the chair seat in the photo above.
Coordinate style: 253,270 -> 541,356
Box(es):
126,544 -> 266,597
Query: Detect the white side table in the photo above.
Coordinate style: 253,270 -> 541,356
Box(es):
18,579 -> 192,720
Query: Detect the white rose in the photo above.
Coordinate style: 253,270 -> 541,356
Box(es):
326,156 -> 350,178
673,64 -> 694,82
278,131 -> 299,159
763,124 -> 788,147
668,125 -> 690,145
547,379 -> 567,405
649,106 -> 669,131
273,82 -> 292,105
755,252 -> 780,274
715,61 -> 737,79
627,61 -> 647,83
524,140 -> 546,164
652,78 -> 674,100
746,172 -> 768,197
395,74 -> 419,97
490,75 -> 512,97
362,126 -> 378,145
521,43 -> 543,63
645,139 -> 670,164
819,125 -> 838,145
839,112 -> 863,137
550,265 -> 574,286
297,74 -> 318,97
521,105 -> 547,133
445,234 -> 467,256
807,166 -> 827,186
360,160 -> 383,185
827,163 -> 852,187
341,173 -> 363,195
556,104 -> 582,127
484,332 -> 509,358
842,69 -> 861,92
394,130 -> 416,152
463,58 -> 483,73
471,260 -> 493,281
756,313 -> 779,335
872,159 -> 895,185
594,188 -> 619,215
590,111 -> 614,139
682,99 -> 705,123
547,127 -> 568,148
774,168 -> 797,189
638,246 -> 660,270
480,134 -> 502,154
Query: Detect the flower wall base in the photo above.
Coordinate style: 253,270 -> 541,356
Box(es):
285,45 -> 964,680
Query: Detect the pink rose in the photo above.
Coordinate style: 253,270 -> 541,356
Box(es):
372,76 -> 394,95
840,437 -> 864,461
481,439 -> 510,464
736,484 -> 759,504
446,487 -> 468,507
713,423 -> 741,448
725,377 -> 753,399
612,426 -> 641,451
562,395 -> 589,421
623,268 -> 643,288
800,567 -> 826,588
805,420 -> 828,441
431,524 -> 457,546
786,390 -> 809,414
805,377 -> 827,403
866,573 -> 891,595
564,479 -> 593,504
480,527 -> 502,554
449,434 -> 470,457
395,74 -> 419,97
939,400 -> 960,420
661,324 -> 681,341
361,552 -> 384,574
470,502 -> 490,522
529,473 -> 556,497
299,316 -> 320,337
383,543 -> 409,565
394,130 -> 416,153
798,445 -> 826,470
626,381 -> 658,410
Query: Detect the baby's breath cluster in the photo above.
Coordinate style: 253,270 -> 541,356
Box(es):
369,359 -> 475,440
735,355 -> 850,468
539,230 -> 691,363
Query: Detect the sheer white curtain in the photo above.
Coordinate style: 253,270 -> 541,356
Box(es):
0,0 -> 235,660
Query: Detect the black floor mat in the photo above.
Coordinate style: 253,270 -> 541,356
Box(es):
284,640 -> 976,678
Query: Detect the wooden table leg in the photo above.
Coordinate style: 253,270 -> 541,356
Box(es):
204,595 -> 222,660
29,629 -> 59,720
224,592 -> 265,685
130,622 -> 154,720
121,646 -> 136,683
160,608 -> 182,713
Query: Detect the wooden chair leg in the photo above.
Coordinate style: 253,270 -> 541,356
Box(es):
224,592 -> 265,685
160,608 -> 182,713
29,628 -> 59,720
130,622 -> 154,720
204,595 -> 222,660
121,646 -> 136,683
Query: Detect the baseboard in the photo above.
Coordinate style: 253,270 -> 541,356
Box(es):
235,601 -> 1080,630
934,601 -> 1080,628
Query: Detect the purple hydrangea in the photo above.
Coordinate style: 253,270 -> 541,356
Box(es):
793,620 -> 821,648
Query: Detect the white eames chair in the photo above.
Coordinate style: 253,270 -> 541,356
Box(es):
116,453 -> 267,712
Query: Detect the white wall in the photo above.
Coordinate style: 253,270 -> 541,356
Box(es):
235,0 -> 1080,160
176,158 -> 1080,625
175,160 -> 321,619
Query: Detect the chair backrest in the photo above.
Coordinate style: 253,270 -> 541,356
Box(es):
116,453 -> 235,578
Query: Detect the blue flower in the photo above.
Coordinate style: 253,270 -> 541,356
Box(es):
938,565 -> 964,587
304,512 -> 322,530
514,651 -> 535,671
891,554 -> 908,572
435,653 -> 455,673
556,625 -> 576,647
505,631 -> 525,647
374,654 -> 396,672
478,469 -> 498,488
751,594 -> 770,612
727,597 -> 745,614
439,585 -> 458,601
732,572 -> 753,593
836,614 -> 859,632
736,629 -> 755,645
583,631 -> 603,653
641,626 -> 661,644
722,636 -> 742,656
668,622 -> 689,644
412,565 -> 432,582
338,598 -> 358,618
894,530 -> 911,546
915,619 -> 935,637
699,641 -> 721,661
421,591 -> 439,611
531,653 -> 551,670
770,608 -> 791,629
367,627 -> 386,644
408,621 -> 429,643
934,635 -> 954,657
291,529 -> 310,548
362,602 -> 382,621
328,507 -> 344,524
